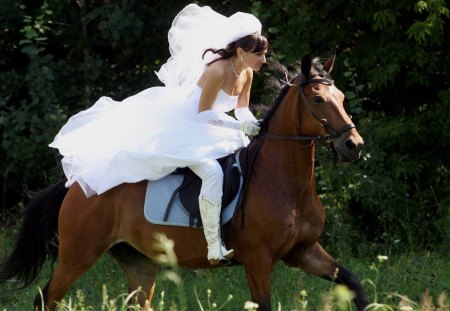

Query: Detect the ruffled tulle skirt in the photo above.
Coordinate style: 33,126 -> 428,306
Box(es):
49,86 -> 248,197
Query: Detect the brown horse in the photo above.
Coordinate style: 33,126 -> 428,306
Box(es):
0,54 -> 367,310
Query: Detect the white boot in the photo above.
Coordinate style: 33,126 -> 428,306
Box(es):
198,195 -> 234,265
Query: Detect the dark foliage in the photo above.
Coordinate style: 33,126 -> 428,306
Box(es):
1,0 -> 449,253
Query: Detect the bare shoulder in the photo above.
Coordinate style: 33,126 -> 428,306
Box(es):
198,60 -> 226,85
241,67 -> 254,87
243,67 -> 254,80
204,60 -> 227,79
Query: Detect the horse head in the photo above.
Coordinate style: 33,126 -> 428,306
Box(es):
296,54 -> 364,162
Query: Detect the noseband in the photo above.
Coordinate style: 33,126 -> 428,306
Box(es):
258,76 -> 355,143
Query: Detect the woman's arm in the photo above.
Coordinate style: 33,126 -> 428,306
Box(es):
198,65 -> 225,113
197,65 -> 259,136
235,68 -> 257,122
236,68 -> 252,109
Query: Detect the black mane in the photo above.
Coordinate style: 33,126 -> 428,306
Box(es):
237,56 -> 332,228
258,84 -> 290,135
258,57 -> 332,136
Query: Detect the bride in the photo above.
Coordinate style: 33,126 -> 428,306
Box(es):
49,3 -> 269,265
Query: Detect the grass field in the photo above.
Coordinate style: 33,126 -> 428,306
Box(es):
1,228 -> 449,310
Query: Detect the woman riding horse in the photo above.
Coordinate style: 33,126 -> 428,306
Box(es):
0,4 -> 368,311
0,53 -> 368,311
49,3 -> 267,265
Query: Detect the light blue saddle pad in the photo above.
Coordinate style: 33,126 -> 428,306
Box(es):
144,156 -> 243,228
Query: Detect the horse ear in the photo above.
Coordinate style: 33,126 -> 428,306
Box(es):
323,54 -> 336,73
300,54 -> 312,78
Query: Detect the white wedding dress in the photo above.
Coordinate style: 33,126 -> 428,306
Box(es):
50,3 -> 261,197
49,85 -> 248,197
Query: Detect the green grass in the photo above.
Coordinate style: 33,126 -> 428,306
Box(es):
1,229 -> 449,310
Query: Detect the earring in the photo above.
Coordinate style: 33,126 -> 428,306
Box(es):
240,55 -> 244,62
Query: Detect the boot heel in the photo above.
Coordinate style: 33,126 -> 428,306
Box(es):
223,249 -> 234,259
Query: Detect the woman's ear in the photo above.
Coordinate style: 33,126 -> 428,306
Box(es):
236,47 -> 244,58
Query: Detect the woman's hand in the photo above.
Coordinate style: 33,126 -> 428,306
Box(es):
238,120 -> 260,136
198,110 -> 260,136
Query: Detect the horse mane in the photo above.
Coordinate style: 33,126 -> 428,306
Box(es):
237,56 -> 329,228
258,57 -> 330,135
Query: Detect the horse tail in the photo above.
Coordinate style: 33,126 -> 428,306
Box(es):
0,180 -> 68,288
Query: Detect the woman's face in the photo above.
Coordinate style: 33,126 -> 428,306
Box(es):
242,49 -> 267,72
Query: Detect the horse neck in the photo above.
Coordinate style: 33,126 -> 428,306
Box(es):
258,87 -> 316,190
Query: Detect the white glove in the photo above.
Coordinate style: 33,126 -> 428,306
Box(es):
198,110 -> 260,136
238,120 -> 260,136
235,107 -> 257,122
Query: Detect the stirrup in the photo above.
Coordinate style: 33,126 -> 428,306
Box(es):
209,249 -> 234,266
208,246 -> 234,266
209,258 -> 232,266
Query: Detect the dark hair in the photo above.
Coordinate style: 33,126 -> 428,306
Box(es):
202,34 -> 269,66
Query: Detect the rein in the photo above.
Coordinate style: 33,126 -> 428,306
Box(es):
257,76 -> 355,144
238,75 -> 355,229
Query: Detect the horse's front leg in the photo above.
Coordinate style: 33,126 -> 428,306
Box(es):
283,242 -> 369,311
242,250 -> 273,310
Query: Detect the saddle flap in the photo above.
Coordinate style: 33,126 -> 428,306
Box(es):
171,154 -> 241,224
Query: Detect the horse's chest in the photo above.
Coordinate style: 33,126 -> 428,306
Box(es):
292,195 -> 325,242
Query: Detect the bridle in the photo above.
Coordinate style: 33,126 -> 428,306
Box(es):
257,75 -> 355,144
238,75 -> 356,228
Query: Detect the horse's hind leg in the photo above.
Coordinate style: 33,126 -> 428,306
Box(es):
35,230 -> 112,311
283,242 -> 369,311
34,257 -> 102,311
35,187 -> 116,310
109,243 -> 158,309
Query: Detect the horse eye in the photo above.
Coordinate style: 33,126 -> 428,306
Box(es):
312,96 -> 323,104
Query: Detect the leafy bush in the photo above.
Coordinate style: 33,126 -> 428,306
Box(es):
253,0 -> 449,252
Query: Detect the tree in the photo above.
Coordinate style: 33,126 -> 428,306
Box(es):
1,0 -> 448,251
252,0 -> 449,251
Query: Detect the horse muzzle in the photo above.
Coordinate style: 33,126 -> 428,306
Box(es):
333,131 -> 364,162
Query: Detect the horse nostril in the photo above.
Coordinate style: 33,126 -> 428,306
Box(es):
345,139 -> 356,150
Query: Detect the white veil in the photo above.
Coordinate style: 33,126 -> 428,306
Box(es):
155,4 -> 262,94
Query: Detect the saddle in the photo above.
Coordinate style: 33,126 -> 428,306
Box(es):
162,153 -> 242,227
